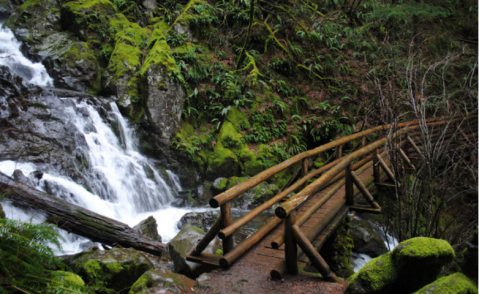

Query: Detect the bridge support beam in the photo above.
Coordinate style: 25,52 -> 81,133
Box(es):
291,224 -> 340,283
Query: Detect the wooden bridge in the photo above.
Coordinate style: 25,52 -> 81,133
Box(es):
186,115 -> 477,284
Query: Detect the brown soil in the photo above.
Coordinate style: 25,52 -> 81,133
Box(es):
195,268 -> 347,293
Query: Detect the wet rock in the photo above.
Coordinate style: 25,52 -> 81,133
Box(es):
143,63 -> 186,145
70,248 -> 153,293
133,216 -> 162,242
167,224 -> 221,279
349,217 -> 388,257
345,237 -> 455,294
170,198 -> 188,208
129,267 -> 196,294
12,169 -> 30,184
0,203 -> 5,218
177,211 -> 219,232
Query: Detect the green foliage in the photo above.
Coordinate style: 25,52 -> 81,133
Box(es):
0,218 -> 89,294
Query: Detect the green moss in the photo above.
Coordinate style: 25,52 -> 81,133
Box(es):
141,32 -> 177,76
225,107 -> 249,131
243,159 -> 264,176
392,237 -> 455,269
54,271 -> 85,287
83,260 -> 102,278
216,178 -> 228,190
413,273 -> 478,294
105,261 -> 123,274
347,253 -> 398,293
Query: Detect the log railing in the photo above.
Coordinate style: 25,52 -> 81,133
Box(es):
187,114 -> 477,272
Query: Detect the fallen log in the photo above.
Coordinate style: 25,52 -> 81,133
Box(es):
0,172 -> 164,256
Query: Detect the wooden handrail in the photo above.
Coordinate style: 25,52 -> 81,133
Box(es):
275,116 -> 471,219
209,117 -> 452,208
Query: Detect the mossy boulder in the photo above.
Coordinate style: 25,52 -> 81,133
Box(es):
345,237 -> 455,294
177,210 -> 219,232
345,252 -> 398,294
413,273 -> 478,294
52,271 -> 90,293
129,268 -> 196,294
212,177 -> 228,193
133,216 -> 162,242
205,145 -> 240,180
391,237 -> 455,286
71,248 -> 153,293
167,224 -> 221,279
349,217 -> 388,257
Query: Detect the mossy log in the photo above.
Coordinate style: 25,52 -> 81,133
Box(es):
0,172 -> 165,256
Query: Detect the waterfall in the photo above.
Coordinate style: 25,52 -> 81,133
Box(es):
0,20 -> 197,253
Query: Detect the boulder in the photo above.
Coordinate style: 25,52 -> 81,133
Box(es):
167,224 -> 221,279
70,248 -> 153,292
345,237 -> 455,294
212,177 -> 228,194
177,211 -> 220,232
129,268 -> 196,294
142,44 -> 185,145
51,270 -> 89,293
133,216 -> 162,242
412,273 -> 478,294
350,218 -> 388,257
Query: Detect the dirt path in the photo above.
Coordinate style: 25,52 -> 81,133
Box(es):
196,267 -> 347,294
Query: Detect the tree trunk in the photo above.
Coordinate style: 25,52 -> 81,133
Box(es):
0,172 -> 165,256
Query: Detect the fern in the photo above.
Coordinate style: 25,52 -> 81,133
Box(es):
0,218 -> 84,294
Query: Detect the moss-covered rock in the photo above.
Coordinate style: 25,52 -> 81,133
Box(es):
167,224 -> 221,279
413,273 -> 478,294
133,216 -> 162,242
205,145 -> 240,180
51,271 -> 91,294
345,237 -> 456,294
391,237 -> 455,287
345,253 -> 398,294
129,268 -> 196,294
176,210 -> 220,232
71,248 -> 153,293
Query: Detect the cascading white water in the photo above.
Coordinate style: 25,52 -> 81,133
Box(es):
0,23 -> 53,87
0,20 -> 203,253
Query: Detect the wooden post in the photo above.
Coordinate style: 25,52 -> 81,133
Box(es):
373,149 -> 380,183
345,163 -> 354,206
399,147 -> 415,170
291,224 -> 340,283
191,215 -> 223,256
301,158 -> 309,189
335,145 -> 343,159
221,203 -> 234,254
284,211 -> 298,275
361,136 -> 366,147
376,154 -> 397,185
407,135 -> 425,159
351,171 -> 381,209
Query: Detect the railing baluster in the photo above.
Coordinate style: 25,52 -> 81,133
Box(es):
284,211 -> 298,274
345,163 -> 354,206
220,203 -> 234,254
373,149 -> 380,183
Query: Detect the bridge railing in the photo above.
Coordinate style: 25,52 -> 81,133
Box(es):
273,115 -> 477,280
187,114 -> 476,270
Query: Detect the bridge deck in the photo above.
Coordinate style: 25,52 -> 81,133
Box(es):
196,161 -> 377,292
